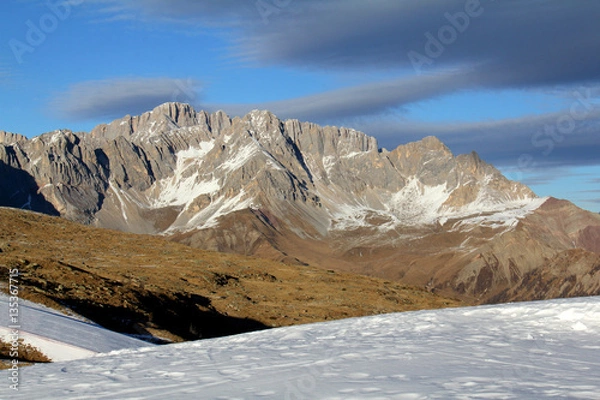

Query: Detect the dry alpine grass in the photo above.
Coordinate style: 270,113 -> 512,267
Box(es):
0,338 -> 51,368
0,207 -> 460,343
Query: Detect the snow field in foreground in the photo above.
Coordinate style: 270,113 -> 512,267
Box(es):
2,297 -> 600,399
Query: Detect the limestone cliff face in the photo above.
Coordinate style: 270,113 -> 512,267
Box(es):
2,102 -> 599,303
0,130 -> 107,222
0,103 -> 538,230
0,131 -> 28,145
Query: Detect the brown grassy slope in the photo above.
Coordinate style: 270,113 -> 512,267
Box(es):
0,338 -> 51,369
0,208 -> 460,342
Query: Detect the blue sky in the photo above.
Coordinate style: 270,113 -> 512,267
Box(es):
1,0 -> 599,212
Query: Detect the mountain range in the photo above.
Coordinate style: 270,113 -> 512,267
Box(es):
1,102 -> 599,304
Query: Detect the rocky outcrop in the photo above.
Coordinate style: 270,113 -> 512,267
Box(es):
486,249 -> 600,303
0,131 -> 28,145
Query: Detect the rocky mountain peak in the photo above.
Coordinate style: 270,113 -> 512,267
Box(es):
138,102 -> 200,133
456,151 -> 490,173
151,102 -> 197,124
0,130 -> 27,145
208,110 -> 232,133
420,135 -> 451,152
246,109 -> 279,125
390,135 -> 452,160
241,109 -> 285,143
89,102 -> 203,142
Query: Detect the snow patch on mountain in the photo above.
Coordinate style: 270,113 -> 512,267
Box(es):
389,178 -> 450,225
190,189 -> 252,228
152,143 -> 219,208
447,196 -> 549,231
166,189 -> 252,232
327,176 -> 546,232
219,142 -> 259,172
109,182 -> 132,222
323,155 -> 337,175
155,173 -> 220,208
179,142 -> 215,162
328,202 -> 379,231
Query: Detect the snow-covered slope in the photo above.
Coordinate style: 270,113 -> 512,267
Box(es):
0,294 -> 152,362
4,297 -> 599,399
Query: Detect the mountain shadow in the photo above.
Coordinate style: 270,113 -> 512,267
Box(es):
6,256 -> 269,342
47,291 -> 270,342
0,160 -> 59,216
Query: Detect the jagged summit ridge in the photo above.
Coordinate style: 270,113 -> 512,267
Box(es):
0,130 -> 28,145
90,102 -> 211,141
1,102 -> 538,233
